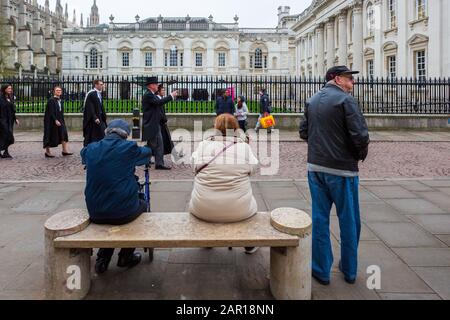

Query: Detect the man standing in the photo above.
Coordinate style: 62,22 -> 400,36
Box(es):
142,77 -> 177,170
215,89 -> 235,116
255,89 -> 272,132
300,66 -> 370,286
83,79 -> 107,147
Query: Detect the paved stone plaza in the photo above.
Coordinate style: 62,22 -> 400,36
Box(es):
0,131 -> 449,300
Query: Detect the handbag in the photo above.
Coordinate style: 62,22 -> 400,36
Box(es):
195,139 -> 238,176
260,113 -> 276,129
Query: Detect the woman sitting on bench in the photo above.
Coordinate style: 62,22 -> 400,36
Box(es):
189,114 -> 260,254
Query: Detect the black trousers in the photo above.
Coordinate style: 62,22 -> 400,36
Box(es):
95,200 -> 147,261
147,127 -> 164,167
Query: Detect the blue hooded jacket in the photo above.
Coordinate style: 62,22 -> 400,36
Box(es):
81,134 -> 152,221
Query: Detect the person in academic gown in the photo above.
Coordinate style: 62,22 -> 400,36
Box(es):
43,86 -> 73,158
83,79 -> 107,147
141,77 -> 178,170
0,84 -> 19,159
156,85 -> 175,156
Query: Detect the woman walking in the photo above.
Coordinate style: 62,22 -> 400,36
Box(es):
234,95 -> 248,131
43,86 -> 73,158
0,84 -> 19,159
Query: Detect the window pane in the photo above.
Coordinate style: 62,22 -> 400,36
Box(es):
170,46 -> 178,67
254,48 -> 262,69
218,52 -> 226,67
195,52 -> 203,67
416,50 -> 426,80
90,48 -> 98,69
122,52 -> 130,67
388,55 -> 396,78
145,52 -> 152,67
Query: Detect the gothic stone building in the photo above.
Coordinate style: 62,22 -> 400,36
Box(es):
0,0 -> 76,75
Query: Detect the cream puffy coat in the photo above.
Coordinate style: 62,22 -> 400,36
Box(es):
189,135 -> 259,223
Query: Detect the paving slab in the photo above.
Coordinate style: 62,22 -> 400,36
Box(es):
266,199 -> 311,211
413,191 -> 450,213
392,180 -> 434,192
366,222 -> 445,248
392,248 -> 450,267
420,180 -> 450,188
384,199 -> 445,215
168,248 -> 236,265
365,186 -> 417,199
412,267 -> 450,300
379,293 -> 442,300
360,203 -> 409,222
436,235 -> 450,246
358,242 -> 434,294
407,215 -> 450,235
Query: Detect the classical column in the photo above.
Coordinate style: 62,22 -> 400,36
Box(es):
315,24 -> 325,76
338,10 -> 348,66
325,18 -> 335,69
352,2 -> 363,73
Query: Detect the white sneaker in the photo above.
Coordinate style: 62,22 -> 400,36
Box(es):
244,247 -> 260,255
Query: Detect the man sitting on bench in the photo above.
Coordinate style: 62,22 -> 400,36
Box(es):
81,119 -> 152,274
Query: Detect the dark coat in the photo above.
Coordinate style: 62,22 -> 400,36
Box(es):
0,94 -> 16,151
83,90 -> 107,147
43,97 -> 69,148
216,96 -> 235,115
300,83 -> 370,172
81,134 -> 152,221
260,93 -> 271,114
158,96 -> 174,155
141,90 -> 173,142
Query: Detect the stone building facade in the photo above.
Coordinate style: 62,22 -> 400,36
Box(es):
61,4 -> 296,76
0,0 -> 76,75
290,0 -> 450,78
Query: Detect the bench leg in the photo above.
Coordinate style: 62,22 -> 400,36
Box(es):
270,238 -> 312,300
44,209 -> 91,300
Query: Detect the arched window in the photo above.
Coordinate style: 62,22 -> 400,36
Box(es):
367,3 -> 375,37
90,48 -> 98,69
254,48 -> 263,69
388,0 -> 397,29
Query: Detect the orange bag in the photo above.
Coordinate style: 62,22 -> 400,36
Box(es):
260,114 -> 276,129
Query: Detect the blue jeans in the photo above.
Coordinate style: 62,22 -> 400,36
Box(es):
308,171 -> 361,282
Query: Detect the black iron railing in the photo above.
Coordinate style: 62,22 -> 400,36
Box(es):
2,75 -> 449,114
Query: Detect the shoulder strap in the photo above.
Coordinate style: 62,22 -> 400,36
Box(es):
195,140 -> 238,176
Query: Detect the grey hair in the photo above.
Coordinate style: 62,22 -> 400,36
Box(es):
105,127 -> 129,139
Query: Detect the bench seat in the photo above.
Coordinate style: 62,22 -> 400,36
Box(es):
54,212 -> 299,249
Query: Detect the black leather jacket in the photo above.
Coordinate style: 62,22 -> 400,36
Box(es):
300,83 -> 370,172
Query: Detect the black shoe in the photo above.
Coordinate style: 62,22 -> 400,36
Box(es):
155,165 -> 171,170
312,273 -> 330,286
117,252 -> 142,269
95,257 -> 111,274
244,247 -> 260,255
339,261 -> 356,284
45,153 -> 55,158
2,153 -> 12,159
62,152 -> 74,156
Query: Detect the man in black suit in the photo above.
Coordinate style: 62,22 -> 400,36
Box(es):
83,79 -> 107,147
142,77 -> 178,170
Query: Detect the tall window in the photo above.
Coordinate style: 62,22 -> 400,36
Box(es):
254,48 -> 263,69
367,3 -> 375,36
415,50 -> 426,80
416,0 -> 427,20
170,46 -> 178,67
218,52 -> 226,67
195,52 -> 203,67
90,48 -> 98,69
122,52 -> 130,67
388,0 -> 397,29
387,55 -> 396,78
144,52 -> 153,67
367,59 -> 374,78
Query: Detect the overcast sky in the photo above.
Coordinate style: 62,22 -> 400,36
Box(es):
47,0 -> 312,28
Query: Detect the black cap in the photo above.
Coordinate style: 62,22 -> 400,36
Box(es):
325,66 -> 359,81
144,76 -> 159,86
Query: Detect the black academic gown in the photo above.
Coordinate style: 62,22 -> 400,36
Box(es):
43,97 -> 69,148
158,96 -> 175,155
0,95 -> 16,151
83,90 -> 107,147
141,90 -> 173,142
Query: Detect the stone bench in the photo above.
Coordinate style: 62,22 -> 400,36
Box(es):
44,208 -> 312,300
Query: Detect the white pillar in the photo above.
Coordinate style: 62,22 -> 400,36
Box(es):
316,25 -> 325,76
428,0 -> 443,77
396,0 -> 408,77
325,18 -> 335,69
352,3 -> 363,73
373,0 -> 383,77
338,10 -> 348,66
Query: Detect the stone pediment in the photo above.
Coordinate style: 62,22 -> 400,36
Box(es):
383,41 -> 398,52
408,34 -> 429,46
364,47 -> 375,56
